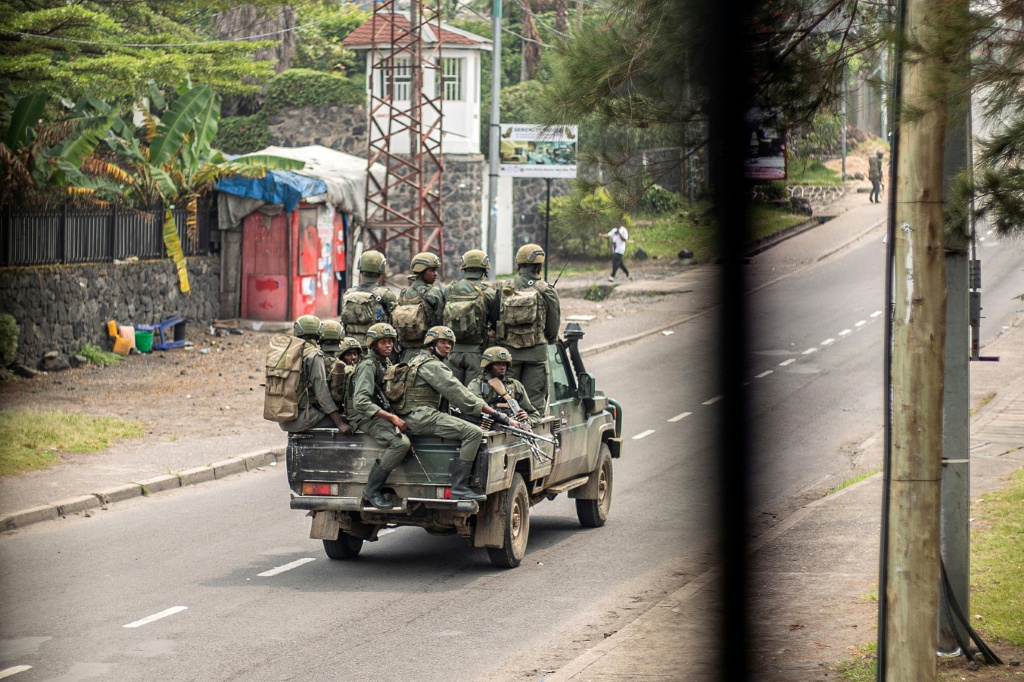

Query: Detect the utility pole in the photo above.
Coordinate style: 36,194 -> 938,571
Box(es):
485,0 -> 502,281
883,0 -> 949,677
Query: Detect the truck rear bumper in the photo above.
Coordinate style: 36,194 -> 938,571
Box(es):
289,495 -> 479,514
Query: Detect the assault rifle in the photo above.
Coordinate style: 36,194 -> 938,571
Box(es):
486,377 -> 530,427
376,388 -> 434,483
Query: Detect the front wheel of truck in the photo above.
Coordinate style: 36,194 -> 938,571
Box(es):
487,473 -> 530,568
323,533 -> 363,560
576,446 -> 613,528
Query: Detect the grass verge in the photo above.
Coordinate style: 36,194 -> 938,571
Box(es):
835,642 -> 877,682
825,469 -> 880,496
0,410 -> 144,477
78,343 -> 123,365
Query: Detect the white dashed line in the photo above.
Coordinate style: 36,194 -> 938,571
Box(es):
258,557 -> 316,577
779,358 -> 796,367
820,338 -> 835,346
124,606 -> 188,629
0,667 -> 32,679
668,412 -> 691,423
801,348 -> 818,355
379,528 -> 397,537
755,370 -> 773,379
702,395 -> 723,405
633,429 -> 656,440
838,329 -> 852,337
870,311 -> 882,318
855,320 -> 867,327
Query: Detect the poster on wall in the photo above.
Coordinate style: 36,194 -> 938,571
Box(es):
744,109 -> 787,181
499,124 -> 578,178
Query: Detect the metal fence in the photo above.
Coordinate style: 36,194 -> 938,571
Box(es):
0,204 -> 215,267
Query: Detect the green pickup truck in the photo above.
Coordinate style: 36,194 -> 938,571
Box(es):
285,323 -> 624,568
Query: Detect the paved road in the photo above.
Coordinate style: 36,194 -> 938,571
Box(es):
2,222 -> 1023,682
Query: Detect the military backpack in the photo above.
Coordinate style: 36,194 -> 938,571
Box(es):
329,360 -> 356,406
392,285 -> 431,346
342,287 -> 389,335
263,334 -> 307,423
383,354 -> 435,414
443,279 -> 488,345
496,280 -> 548,349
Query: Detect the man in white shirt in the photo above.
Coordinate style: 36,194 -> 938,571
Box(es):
599,224 -> 632,281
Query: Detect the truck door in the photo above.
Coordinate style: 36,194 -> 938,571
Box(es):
547,343 -> 588,482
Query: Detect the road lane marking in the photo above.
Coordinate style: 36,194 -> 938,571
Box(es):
870,311 -> 882,318
820,338 -> 835,346
801,348 -> 818,355
0,667 -> 32,679
838,329 -> 852,337
123,606 -> 188,628
633,430 -> 656,440
379,528 -> 397,537
667,412 -> 691,423
778,358 -> 796,367
855,320 -> 866,327
258,558 -> 316,577
702,395 -> 723,405
754,370 -> 773,379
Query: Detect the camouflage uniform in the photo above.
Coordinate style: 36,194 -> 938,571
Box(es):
445,250 -> 497,386
347,342 -> 410,473
468,372 -> 542,427
279,343 -> 341,433
397,278 -> 446,362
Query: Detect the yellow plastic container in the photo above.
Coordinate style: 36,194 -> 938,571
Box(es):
112,336 -> 131,356
107,320 -> 118,337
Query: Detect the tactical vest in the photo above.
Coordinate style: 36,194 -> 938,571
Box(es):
496,279 -> 548,349
392,284 -> 431,347
443,279 -> 489,345
342,286 -> 390,337
386,354 -> 439,414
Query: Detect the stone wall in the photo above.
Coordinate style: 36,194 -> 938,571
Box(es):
0,257 -> 220,365
512,178 -> 573,248
441,154 -> 486,279
268,104 -> 367,156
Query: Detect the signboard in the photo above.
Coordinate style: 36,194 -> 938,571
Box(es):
744,110 -> 786,182
499,124 -> 578,178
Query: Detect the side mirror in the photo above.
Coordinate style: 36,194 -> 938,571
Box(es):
577,372 -> 596,400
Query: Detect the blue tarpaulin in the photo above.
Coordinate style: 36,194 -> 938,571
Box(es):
215,170 -> 327,213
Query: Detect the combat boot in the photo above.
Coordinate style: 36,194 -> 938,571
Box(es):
362,460 -> 392,509
450,458 -> 486,502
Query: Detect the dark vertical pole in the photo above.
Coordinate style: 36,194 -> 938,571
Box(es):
544,177 -> 551,281
59,203 -> 68,264
3,205 -> 11,267
110,203 -> 118,261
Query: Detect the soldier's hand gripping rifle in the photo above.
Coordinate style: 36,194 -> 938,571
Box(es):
486,377 -> 531,427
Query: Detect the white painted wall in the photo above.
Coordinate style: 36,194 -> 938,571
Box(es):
495,175 -> 514,275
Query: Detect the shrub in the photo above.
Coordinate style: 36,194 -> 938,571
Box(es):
0,313 -> 19,366
77,343 -> 122,365
546,188 -> 623,260
636,184 -> 684,215
214,110 -> 270,155
265,69 -> 365,114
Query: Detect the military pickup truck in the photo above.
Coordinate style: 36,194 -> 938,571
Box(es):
285,323 -> 624,568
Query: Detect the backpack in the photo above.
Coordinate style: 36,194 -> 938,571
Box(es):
329,360 -> 355,405
392,285 -> 431,346
443,279 -> 488,345
342,287 -> 388,335
496,280 -> 548,349
382,354 -> 432,413
263,334 -> 307,423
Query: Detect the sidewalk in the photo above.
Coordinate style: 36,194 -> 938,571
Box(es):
544,306 -> 1024,680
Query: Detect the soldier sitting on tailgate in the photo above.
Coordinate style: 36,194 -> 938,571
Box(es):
279,315 -> 353,435
468,346 -> 542,428
328,336 -> 363,408
393,251 -> 446,362
346,324 -> 411,509
444,249 -> 497,386
387,326 -> 512,502
341,250 -> 398,346
319,320 -> 345,373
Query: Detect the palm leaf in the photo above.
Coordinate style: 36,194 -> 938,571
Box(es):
53,116 -> 115,169
191,91 -> 221,162
4,92 -> 49,150
149,86 -> 212,166
162,209 -> 191,294
235,154 -> 306,171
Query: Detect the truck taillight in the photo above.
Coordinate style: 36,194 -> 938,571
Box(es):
436,487 -> 451,500
302,482 -> 336,496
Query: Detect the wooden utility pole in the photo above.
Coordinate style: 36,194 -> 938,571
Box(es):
884,0 -> 950,677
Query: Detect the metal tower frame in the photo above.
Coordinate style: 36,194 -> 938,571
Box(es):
364,0 -> 445,274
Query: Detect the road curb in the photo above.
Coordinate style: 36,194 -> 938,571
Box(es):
0,447 -> 284,533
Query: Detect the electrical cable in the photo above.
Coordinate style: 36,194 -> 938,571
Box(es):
940,558 -> 1003,666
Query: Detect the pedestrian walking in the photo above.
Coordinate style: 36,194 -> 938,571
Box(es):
599,223 -> 632,281
868,151 -> 884,203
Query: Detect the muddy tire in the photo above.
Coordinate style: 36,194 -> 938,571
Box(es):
487,473 -> 530,568
323,533 -> 363,560
576,446 -> 613,528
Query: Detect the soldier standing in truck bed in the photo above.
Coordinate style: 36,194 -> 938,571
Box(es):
393,251 -> 446,362
341,250 -> 397,347
495,243 -> 561,411
444,249 -> 497,386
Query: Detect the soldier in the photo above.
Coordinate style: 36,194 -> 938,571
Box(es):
469,346 -> 542,427
393,251 -> 446,361
328,336 -> 362,407
279,315 -> 353,435
319,320 -> 345,372
389,326 -> 511,502
495,243 -> 561,411
346,323 -> 411,509
341,250 -> 398,346
444,249 -> 497,385
868,151 -> 884,203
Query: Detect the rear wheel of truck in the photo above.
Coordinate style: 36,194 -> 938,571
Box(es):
487,473 -> 530,568
322,533 -> 363,560
576,445 -> 613,528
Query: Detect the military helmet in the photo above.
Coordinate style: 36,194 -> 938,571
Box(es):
320,320 -> 343,341
515,243 -> 545,265
293,314 -> 323,338
364,322 -> 398,348
480,346 -> 513,369
410,251 -> 441,274
358,250 -> 387,275
340,337 -> 363,355
460,249 -> 491,271
423,325 -> 457,346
